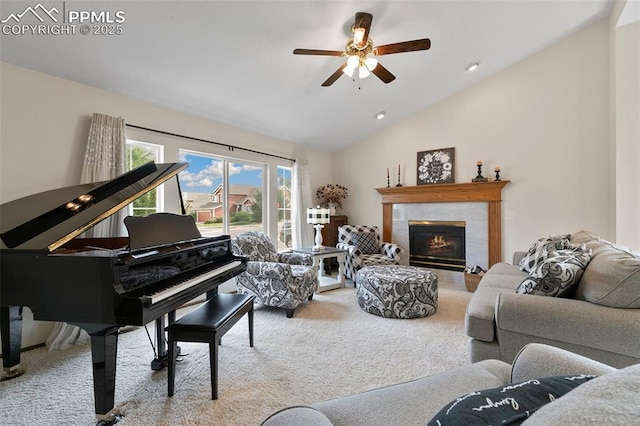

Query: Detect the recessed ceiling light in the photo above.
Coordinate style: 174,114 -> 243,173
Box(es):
465,61 -> 480,72
374,111 -> 387,120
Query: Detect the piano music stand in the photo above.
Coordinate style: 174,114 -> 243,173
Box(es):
124,213 -> 201,249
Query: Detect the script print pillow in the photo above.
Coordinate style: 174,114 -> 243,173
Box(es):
519,234 -> 571,273
517,245 -> 592,297
427,374 -> 595,426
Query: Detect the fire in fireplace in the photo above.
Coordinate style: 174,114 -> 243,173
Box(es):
408,220 -> 466,271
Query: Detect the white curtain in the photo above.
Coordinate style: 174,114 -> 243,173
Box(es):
292,159 -> 314,248
46,113 -> 127,350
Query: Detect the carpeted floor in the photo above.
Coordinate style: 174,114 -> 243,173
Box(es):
0,283 -> 472,425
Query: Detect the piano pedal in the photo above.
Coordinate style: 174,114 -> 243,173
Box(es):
175,345 -> 190,362
177,345 -> 189,357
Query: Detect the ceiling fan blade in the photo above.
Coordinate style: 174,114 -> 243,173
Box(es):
354,12 -> 373,47
375,38 -> 431,55
371,63 -> 396,84
293,49 -> 344,57
321,64 -> 346,87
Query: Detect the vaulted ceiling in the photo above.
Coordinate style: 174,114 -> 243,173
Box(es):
0,1 -> 614,151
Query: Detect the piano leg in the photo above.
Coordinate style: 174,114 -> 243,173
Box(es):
151,315 -> 167,371
0,306 -> 25,380
85,326 -> 121,423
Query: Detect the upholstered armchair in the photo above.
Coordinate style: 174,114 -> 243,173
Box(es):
336,225 -> 403,283
231,231 -> 318,318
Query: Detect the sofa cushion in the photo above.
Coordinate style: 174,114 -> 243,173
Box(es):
313,359 -> 511,426
576,238 -> 640,308
519,235 -> 571,273
523,363 -> 640,425
516,245 -> 592,297
570,229 -> 600,245
465,263 -> 527,342
427,374 -> 595,426
351,231 -> 379,254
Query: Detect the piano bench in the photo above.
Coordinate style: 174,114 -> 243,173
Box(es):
165,293 -> 255,400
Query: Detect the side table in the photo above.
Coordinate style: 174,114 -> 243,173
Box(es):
292,247 -> 347,293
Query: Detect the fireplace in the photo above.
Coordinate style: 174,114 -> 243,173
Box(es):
408,220 -> 466,271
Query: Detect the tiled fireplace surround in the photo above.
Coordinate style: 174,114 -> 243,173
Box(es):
375,182 -> 509,285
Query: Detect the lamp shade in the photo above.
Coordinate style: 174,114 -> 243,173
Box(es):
307,206 -> 330,225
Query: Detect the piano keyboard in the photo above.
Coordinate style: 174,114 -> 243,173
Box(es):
148,260 -> 242,305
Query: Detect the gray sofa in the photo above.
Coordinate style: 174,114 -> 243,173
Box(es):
465,230 -> 640,368
262,343 -> 640,425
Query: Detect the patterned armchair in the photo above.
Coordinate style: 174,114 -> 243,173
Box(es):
231,231 -> 318,318
336,225 -> 403,283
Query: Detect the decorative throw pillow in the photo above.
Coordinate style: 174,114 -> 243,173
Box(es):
519,234 -> 571,273
427,374 -> 595,426
517,245 -> 592,297
576,239 -> 640,308
351,232 -> 379,254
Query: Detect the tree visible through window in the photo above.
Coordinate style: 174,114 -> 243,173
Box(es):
126,141 -> 162,216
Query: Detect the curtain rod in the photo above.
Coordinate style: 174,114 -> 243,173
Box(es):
125,124 -> 296,163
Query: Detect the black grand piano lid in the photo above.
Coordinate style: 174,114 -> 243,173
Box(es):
0,162 -> 188,252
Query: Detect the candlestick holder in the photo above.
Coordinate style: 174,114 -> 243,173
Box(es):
396,168 -> 402,187
494,170 -> 501,181
387,174 -> 390,188
472,164 -> 488,182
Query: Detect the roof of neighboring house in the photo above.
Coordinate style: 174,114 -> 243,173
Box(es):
235,195 -> 256,206
212,184 -> 258,196
182,192 -> 214,208
197,201 -> 223,210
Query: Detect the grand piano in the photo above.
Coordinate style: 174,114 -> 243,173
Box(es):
0,162 -> 247,423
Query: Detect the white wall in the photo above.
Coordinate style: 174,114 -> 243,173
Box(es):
0,63 -> 333,349
333,19 -> 612,258
613,20 -> 640,250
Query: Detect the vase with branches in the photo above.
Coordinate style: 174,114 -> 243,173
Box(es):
316,184 -> 348,212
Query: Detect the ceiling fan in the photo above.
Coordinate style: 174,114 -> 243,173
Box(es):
293,12 -> 431,87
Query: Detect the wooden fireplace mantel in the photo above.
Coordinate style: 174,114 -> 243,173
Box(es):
375,181 -> 510,267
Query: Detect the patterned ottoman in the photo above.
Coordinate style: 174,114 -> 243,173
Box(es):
355,265 -> 438,319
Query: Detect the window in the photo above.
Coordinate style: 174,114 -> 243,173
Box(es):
122,138 -> 293,251
276,166 -> 292,251
179,150 -> 265,239
126,140 -> 163,216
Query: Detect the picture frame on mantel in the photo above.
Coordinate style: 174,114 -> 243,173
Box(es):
417,147 -> 455,185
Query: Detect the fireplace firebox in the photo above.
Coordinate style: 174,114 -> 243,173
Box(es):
408,220 -> 466,271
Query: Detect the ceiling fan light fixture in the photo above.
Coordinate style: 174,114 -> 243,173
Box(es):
346,55 -> 359,69
342,66 -> 355,78
364,57 -> 378,71
293,11 -> 430,87
358,64 -> 370,79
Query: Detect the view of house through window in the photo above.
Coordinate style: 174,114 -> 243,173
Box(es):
179,151 -> 267,240
126,140 -> 162,216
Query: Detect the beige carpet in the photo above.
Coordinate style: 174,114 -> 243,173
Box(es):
0,283 -> 472,425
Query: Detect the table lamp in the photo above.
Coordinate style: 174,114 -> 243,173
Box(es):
307,206 -> 331,251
